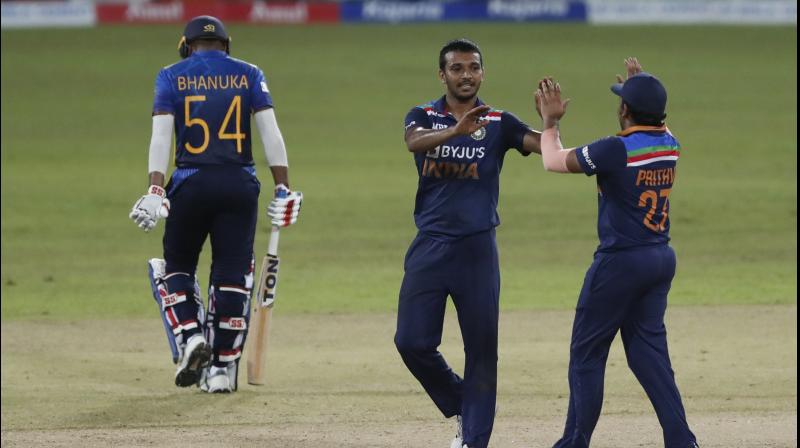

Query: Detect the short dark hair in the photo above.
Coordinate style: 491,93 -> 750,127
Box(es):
624,101 -> 666,126
439,38 -> 483,70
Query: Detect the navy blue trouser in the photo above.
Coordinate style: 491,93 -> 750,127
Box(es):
554,245 -> 696,448
395,230 -> 500,448
164,166 -> 260,282
162,166 -> 260,366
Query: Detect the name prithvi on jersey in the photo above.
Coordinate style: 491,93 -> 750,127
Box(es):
636,167 -> 675,187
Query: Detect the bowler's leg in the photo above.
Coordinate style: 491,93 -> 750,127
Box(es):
395,276 -> 461,414
449,232 -> 500,448
395,235 -> 462,417
453,273 -> 500,442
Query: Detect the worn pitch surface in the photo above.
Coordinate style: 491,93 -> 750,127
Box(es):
2,306 -> 796,447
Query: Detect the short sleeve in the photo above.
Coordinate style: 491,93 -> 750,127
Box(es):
152,69 -> 175,115
250,68 -> 274,112
501,111 -> 531,155
404,107 -> 432,132
575,136 -> 627,176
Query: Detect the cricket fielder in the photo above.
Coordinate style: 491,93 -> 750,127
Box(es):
129,16 -> 302,393
395,39 -> 542,448
534,58 -> 698,448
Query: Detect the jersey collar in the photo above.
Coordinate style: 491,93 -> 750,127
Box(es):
433,95 -> 485,117
617,125 -> 667,136
191,49 -> 228,59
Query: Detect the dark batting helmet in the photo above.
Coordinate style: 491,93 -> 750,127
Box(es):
178,15 -> 230,59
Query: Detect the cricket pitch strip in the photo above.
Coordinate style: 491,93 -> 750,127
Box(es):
2,305 -> 796,447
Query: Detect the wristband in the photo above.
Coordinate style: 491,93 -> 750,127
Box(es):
149,185 -> 166,197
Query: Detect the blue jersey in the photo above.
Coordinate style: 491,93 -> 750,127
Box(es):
404,96 -> 531,240
152,50 -> 273,167
575,126 -> 681,252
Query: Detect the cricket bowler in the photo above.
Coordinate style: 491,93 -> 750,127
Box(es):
395,39 -> 543,448
129,16 -> 302,393
534,58 -> 698,448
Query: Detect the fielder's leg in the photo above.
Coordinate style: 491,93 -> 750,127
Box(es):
449,230 -> 500,448
395,233 -> 463,419
553,252 -> 637,448
620,246 -> 697,448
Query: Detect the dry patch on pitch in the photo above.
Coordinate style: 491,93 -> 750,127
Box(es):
2,305 -> 796,447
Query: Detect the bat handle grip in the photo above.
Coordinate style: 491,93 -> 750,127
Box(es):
267,225 -> 280,257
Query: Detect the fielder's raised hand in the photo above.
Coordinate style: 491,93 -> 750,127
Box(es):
267,184 -> 303,228
129,185 -> 170,232
616,57 -> 643,84
535,77 -> 570,129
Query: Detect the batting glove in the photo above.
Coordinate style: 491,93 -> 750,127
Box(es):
129,185 -> 170,232
267,184 -> 303,228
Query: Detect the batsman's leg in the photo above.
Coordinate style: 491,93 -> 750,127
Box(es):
449,230 -> 500,448
621,246 -> 697,448
148,259 -> 180,363
204,275 -> 253,393
202,167 -> 259,393
162,270 -> 211,387
395,234 -> 463,418
148,258 -> 207,364
160,168 -> 217,387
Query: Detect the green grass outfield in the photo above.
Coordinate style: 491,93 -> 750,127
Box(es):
1,24 -> 796,319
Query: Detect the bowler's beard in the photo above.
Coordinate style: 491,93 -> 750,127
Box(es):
448,82 -> 479,102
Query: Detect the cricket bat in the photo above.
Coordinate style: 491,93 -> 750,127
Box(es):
246,225 -> 281,385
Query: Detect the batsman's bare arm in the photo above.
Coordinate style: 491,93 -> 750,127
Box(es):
269,166 -> 289,188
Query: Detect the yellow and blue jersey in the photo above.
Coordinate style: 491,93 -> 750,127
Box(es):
152,50 -> 273,167
575,126 -> 680,252
404,96 -> 531,240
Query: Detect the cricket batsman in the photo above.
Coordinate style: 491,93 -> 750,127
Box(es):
395,39 -> 543,448
129,16 -> 302,393
534,58 -> 698,447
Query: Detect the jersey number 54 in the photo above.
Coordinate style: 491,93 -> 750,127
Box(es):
184,95 -> 245,154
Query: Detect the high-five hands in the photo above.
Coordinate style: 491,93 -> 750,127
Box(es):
535,77 -> 570,128
616,57 -> 643,83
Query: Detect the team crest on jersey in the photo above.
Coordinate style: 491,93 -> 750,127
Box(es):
471,127 -> 486,141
